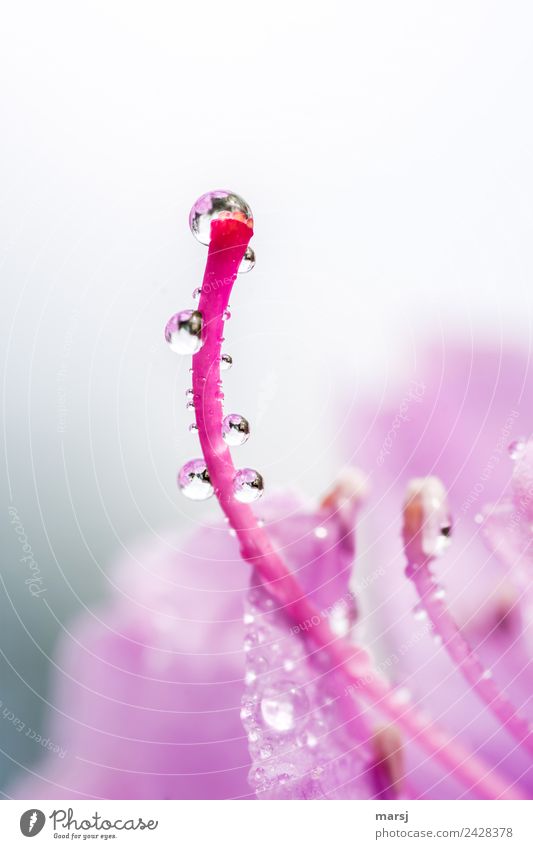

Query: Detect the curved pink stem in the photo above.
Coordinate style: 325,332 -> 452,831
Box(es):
407,561 -> 533,757
191,218 -> 524,800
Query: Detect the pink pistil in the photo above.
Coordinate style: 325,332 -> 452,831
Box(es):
191,217 -> 524,800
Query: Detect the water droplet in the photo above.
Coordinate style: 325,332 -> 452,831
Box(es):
413,603 -> 428,621
177,459 -> 213,501
233,468 -> 264,503
329,595 -> 358,637
223,308 -> 231,321
250,654 -> 269,678
247,725 -> 260,743
391,687 -> 411,706
245,670 -> 257,686
310,766 -> 324,780
250,766 -> 266,788
480,668 -> 493,680
228,527 -> 237,538
220,353 -> 233,370
164,310 -> 203,355
239,245 -> 256,273
260,682 -> 309,733
192,287 -> 202,300
222,414 -> 250,446
433,524 -> 452,556
430,587 -> 446,601
185,401 -> 195,411
297,729 -> 318,749
314,526 -> 328,539
188,422 -> 198,433
189,190 -> 253,245
240,698 -> 256,722
259,743 -> 273,760
474,513 -> 484,524
243,611 -> 254,625
508,438 -> 526,461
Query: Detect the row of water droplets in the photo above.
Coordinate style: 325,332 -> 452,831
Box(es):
241,580 -> 371,798
165,191 -> 264,504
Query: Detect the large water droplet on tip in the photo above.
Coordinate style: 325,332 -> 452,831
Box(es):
189,190 -> 253,245
222,414 -> 250,446
233,468 -> 264,503
165,310 -> 203,355
177,459 -> 213,500
238,246 -> 256,273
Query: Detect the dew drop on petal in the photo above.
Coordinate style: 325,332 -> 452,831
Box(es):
508,438 -> 526,461
177,459 -> 213,501
189,190 -> 253,245
413,603 -> 428,621
223,308 -> 231,321
222,414 -> 250,446
220,353 -> 233,371
188,422 -> 198,433
165,310 -> 203,355
260,682 -> 309,733
233,468 -> 264,503
192,287 -> 202,300
239,246 -> 256,273
250,767 -> 266,789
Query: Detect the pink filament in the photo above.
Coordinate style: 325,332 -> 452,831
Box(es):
191,217 -> 524,800
407,561 -> 533,757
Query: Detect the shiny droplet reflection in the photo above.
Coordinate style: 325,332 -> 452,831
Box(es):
189,190 -> 253,245
508,439 -> 526,461
164,310 -> 203,355
233,468 -> 264,503
222,414 -> 250,446
239,246 -> 256,273
260,682 -> 309,733
177,459 -> 213,500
